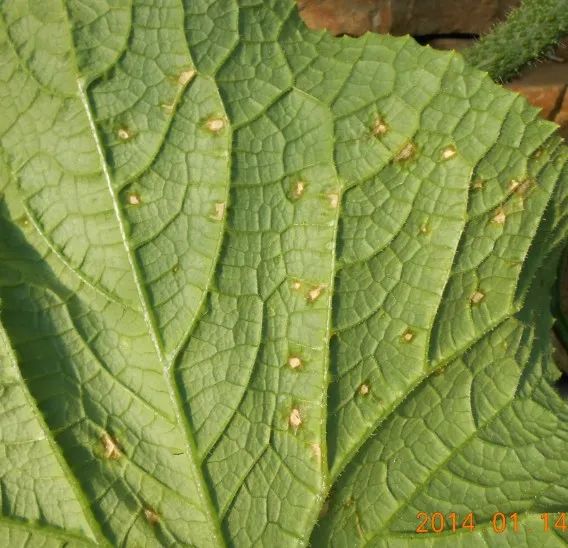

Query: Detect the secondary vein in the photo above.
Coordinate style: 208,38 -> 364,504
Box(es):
76,76 -> 226,548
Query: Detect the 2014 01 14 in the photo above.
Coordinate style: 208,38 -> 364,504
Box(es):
415,511 -> 567,534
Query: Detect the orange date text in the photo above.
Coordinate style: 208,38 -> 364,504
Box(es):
415,512 -> 567,534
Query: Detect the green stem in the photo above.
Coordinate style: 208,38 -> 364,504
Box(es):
463,0 -> 568,82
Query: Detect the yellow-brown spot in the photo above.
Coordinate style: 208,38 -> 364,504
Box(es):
372,118 -> 388,137
441,145 -> 457,160
291,280 -> 302,291
358,383 -> 370,396
472,179 -> 485,190
492,208 -> 506,225
18,215 -> 30,228
289,408 -> 302,430
470,291 -> 485,305
178,68 -> 196,86
327,192 -> 339,209
210,202 -> 225,221
291,180 -> 306,200
510,178 -> 533,196
311,443 -> 322,463
306,284 -> 326,303
143,508 -> 159,525
205,117 -> 226,133
402,329 -> 414,343
101,432 -> 121,460
419,223 -> 430,235
288,356 -> 302,370
117,128 -> 130,141
355,512 -> 365,539
127,193 -> 141,206
394,141 -> 416,162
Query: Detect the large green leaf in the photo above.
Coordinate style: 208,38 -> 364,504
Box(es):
0,0 -> 567,546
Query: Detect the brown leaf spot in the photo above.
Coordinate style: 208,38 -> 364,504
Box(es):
289,408 -> 302,430
311,443 -> 322,463
306,284 -> 327,303
394,141 -> 416,162
205,117 -> 226,133
470,290 -> 485,305
210,202 -> 225,221
144,508 -> 159,525
492,208 -> 506,225
371,118 -> 388,137
117,128 -> 130,141
327,192 -> 339,209
178,68 -> 196,86
101,432 -> 121,460
291,180 -> 306,200
127,193 -> 141,206
441,145 -> 457,160
288,356 -> 302,369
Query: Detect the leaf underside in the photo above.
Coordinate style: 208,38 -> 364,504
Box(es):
0,1 -> 567,546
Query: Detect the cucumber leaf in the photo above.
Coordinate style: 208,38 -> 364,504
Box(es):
0,1 -> 567,546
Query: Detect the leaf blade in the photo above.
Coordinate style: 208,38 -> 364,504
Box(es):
0,0 -> 566,546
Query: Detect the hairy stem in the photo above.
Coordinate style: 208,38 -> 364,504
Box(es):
463,0 -> 568,82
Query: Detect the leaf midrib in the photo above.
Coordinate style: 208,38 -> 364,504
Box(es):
69,25 -> 227,548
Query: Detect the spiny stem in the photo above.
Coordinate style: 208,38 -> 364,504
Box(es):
464,0 -> 568,82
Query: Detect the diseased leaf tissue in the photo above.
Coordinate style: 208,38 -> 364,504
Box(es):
0,0 -> 567,546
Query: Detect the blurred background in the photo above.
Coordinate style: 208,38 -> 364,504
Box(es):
297,0 -> 568,139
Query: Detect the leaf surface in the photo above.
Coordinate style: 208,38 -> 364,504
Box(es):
0,0 -> 567,546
